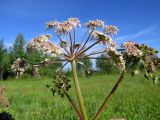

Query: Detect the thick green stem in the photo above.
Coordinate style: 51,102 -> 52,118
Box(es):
71,60 -> 88,120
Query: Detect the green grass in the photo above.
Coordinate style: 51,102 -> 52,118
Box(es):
0,74 -> 160,120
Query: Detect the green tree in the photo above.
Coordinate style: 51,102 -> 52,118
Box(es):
0,39 -> 10,80
10,33 -> 26,61
25,48 -> 46,76
96,54 -> 119,74
26,48 -> 62,77
26,49 -> 44,65
76,59 -> 92,76
39,61 -> 62,77
0,39 -> 6,59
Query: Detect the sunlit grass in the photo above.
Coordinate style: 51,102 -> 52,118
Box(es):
1,74 -> 160,120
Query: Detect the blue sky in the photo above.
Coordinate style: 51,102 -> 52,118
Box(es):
0,0 -> 160,51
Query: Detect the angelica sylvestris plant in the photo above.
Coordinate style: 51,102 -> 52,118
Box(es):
122,41 -> 160,82
27,18 -> 159,120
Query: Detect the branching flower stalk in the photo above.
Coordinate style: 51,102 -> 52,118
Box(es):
27,18 -> 159,120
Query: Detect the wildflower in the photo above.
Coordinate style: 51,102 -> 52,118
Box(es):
28,34 -> 51,49
123,41 -> 143,57
46,20 -> 59,29
36,34 -> 51,42
26,18 -> 159,120
27,34 -> 62,56
104,25 -> 119,35
107,47 -> 125,70
11,58 -> 26,79
41,42 -> 63,56
85,19 -> 104,28
92,31 -> 116,47
68,18 -> 81,28
56,21 -> 73,35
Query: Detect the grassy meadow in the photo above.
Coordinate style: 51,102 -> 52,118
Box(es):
0,74 -> 160,120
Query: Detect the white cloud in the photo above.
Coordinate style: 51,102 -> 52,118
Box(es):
115,24 -> 158,41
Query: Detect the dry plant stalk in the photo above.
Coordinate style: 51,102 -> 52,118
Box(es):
0,86 -> 10,107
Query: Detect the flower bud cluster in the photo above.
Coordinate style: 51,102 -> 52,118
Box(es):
104,25 -> 119,35
46,69 -> 71,97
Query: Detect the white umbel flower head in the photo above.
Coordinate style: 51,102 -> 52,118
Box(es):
123,41 -> 143,57
104,25 -> 119,35
86,19 -> 104,28
92,31 -> 116,47
27,34 -> 63,56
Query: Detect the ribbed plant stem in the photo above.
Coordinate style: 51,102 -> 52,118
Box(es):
71,60 -> 88,120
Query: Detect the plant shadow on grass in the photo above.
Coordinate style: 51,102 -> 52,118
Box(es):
0,111 -> 14,120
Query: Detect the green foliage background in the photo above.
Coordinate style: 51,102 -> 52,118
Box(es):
96,54 -> 120,74
0,33 -> 62,79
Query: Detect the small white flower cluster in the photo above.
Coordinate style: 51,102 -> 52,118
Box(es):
46,20 -> 59,29
85,19 -> 104,28
107,47 -> 125,70
56,21 -> 74,35
46,18 -> 81,35
27,34 -> 51,49
41,42 -> 63,56
123,41 -> 143,57
27,34 -> 62,56
85,21 -> 119,47
92,31 -> 116,47
104,25 -> 119,35
28,34 -> 51,46
68,18 -> 81,28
